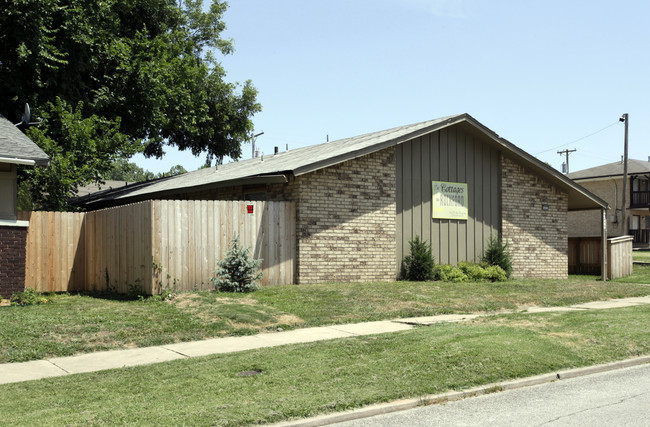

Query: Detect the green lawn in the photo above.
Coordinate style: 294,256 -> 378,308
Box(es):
633,250 -> 650,262
1,268 -> 649,363
2,305 -> 650,426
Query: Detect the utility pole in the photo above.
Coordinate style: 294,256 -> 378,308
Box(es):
620,113 -> 629,234
251,131 -> 264,158
557,148 -> 577,173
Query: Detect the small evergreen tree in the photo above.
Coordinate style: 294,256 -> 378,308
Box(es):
212,235 -> 263,292
402,236 -> 435,281
482,235 -> 513,278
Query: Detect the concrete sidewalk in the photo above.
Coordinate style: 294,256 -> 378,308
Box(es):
2,295 -> 650,385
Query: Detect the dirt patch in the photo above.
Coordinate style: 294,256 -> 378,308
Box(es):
214,297 -> 259,306
172,293 -> 260,308
543,331 -> 584,346
476,315 -> 560,330
276,314 -> 304,325
171,293 -> 204,308
226,313 -> 304,330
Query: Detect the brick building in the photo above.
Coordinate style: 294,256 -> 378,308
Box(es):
75,114 -> 607,282
568,159 -> 650,248
0,116 -> 49,298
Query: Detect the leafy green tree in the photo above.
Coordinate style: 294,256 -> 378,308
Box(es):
103,159 -> 187,182
161,164 -> 188,178
18,98 -> 135,210
103,159 -> 156,182
1,0 -> 260,210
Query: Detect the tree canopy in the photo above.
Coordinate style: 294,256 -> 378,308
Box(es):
103,159 -> 187,182
1,0 -> 260,210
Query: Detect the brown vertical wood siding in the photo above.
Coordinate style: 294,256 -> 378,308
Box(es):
396,124 -> 501,267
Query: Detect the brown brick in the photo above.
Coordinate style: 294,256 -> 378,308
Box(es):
501,156 -> 568,279
0,226 -> 27,298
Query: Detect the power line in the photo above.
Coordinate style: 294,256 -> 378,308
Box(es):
534,121 -> 620,155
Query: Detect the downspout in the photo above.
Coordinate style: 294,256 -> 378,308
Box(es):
612,178 -> 618,226
601,207 -> 608,281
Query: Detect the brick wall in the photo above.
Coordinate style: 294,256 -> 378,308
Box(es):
293,148 -> 397,283
501,156 -> 568,279
0,225 -> 27,299
568,178 -> 625,238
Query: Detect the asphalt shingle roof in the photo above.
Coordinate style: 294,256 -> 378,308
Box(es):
72,113 -> 608,212
0,116 -> 49,165
567,159 -> 650,180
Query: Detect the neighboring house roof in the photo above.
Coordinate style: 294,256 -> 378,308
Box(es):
75,180 -> 134,197
567,159 -> 650,181
72,113 -> 608,211
0,115 -> 49,166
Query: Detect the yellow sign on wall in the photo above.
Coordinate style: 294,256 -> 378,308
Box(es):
432,181 -> 468,220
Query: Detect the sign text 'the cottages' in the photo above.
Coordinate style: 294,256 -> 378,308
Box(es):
432,181 -> 468,220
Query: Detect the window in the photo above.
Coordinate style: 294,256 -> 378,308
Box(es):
631,215 -> 640,230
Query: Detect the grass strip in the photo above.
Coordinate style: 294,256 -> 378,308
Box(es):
1,271 -> 649,363
614,264 -> 650,284
633,250 -> 650,262
251,274 -> 650,324
2,305 -> 650,426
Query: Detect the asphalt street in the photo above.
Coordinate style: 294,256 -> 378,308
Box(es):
333,363 -> 650,426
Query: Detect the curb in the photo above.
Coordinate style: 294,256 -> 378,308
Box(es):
272,355 -> 650,426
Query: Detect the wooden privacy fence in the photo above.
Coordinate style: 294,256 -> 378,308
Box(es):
20,200 -> 296,294
568,236 -> 633,279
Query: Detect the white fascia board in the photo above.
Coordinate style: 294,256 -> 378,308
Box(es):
0,157 -> 36,166
0,219 -> 29,227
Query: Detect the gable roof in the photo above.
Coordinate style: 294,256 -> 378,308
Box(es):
72,113 -> 608,211
567,159 -> 650,181
76,180 -> 134,197
0,116 -> 49,166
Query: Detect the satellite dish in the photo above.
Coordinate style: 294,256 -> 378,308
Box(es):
15,103 -> 42,127
22,103 -> 31,124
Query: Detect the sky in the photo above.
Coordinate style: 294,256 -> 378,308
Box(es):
133,0 -> 650,175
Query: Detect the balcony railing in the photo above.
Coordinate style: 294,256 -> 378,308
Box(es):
631,190 -> 650,208
632,229 -> 650,245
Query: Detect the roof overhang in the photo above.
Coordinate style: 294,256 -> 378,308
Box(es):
74,174 -> 288,209
0,156 -> 37,166
572,172 -> 650,183
459,115 -> 609,211
0,157 -> 50,166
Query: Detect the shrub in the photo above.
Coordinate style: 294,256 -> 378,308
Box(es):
402,236 -> 435,281
433,264 -> 452,281
484,265 -> 508,282
212,235 -> 263,293
482,236 -> 513,278
10,288 -> 53,306
457,261 -> 487,281
434,262 -> 505,283
434,264 -> 468,282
